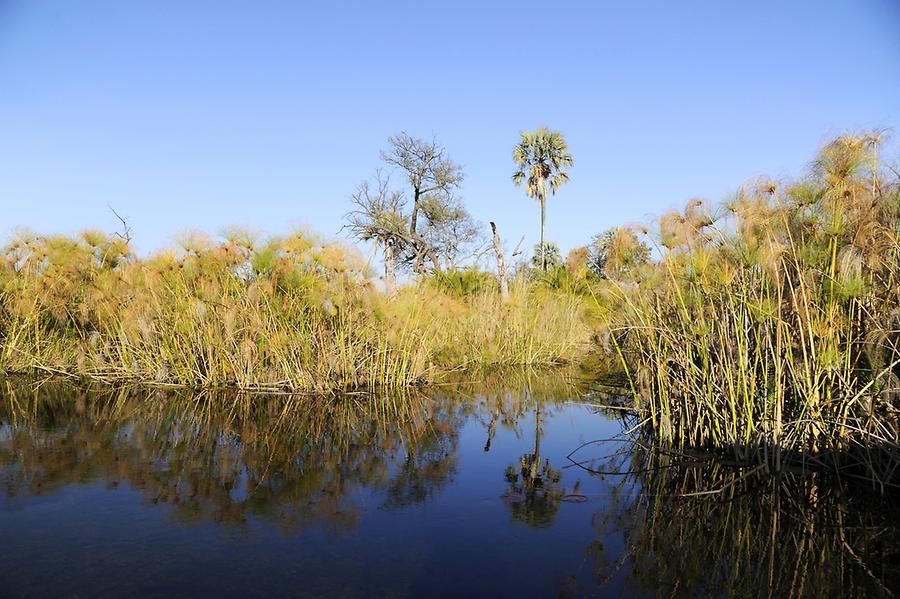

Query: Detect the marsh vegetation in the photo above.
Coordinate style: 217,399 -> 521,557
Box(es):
600,131 -> 900,485
0,130 -> 594,392
3,129 -> 900,488
0,226 -> 589,391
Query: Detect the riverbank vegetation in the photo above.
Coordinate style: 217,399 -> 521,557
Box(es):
602,131 -> 900,485
0,228 -> 590,391
3,128 -> 900,486
0,129 -> 598,391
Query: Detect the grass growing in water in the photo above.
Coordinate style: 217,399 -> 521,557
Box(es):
604,132 -> 900,484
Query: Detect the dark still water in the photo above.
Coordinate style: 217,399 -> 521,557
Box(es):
1,376 -> 898,598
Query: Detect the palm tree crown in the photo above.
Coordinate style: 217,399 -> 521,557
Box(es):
512,127 -> 573,199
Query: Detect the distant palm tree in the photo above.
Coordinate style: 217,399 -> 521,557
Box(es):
512,128 -> 573,270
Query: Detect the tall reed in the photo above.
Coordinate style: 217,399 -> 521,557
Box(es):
606,132 -> 900,484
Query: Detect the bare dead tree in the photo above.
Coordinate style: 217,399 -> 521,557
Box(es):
490,221 -> 509,302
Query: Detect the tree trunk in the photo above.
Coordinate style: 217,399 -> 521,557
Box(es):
383,239 -> 396,293
414,245 -> 425,275
410,187 -> 421,234
490,221 -> 509,302
409,185 -> 426,274
540,195 -> 547,271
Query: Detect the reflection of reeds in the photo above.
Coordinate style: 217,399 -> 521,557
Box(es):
0,376 -> 586,533
585,445 -> 900,598
0,229 -> 590,391
605,133 -> 900,483
0,379 -> 460,533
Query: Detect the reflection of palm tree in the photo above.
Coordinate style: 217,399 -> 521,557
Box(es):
501,391 -> 564,527
531,390 -> 542,479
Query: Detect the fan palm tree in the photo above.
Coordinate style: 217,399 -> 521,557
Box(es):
512,128 -> 573,270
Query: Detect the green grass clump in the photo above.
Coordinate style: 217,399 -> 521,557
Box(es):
604,132 -> 900,483
0,229 -> 591,392
428,267 -> 497,297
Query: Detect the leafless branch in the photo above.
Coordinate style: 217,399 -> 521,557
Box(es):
108,204 -> 133,243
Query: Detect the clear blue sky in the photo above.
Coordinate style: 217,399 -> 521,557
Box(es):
1,0 -> 898,258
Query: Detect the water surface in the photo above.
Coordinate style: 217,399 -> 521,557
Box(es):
1,377 -> 897,597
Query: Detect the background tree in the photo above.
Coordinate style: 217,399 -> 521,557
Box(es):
344,171 -> 407,292
588,226 -> 650,279
416,194 -> 481,270
345,169 -> 480,286
529,242 -> 562,271
512,128 -> 573,271
381,133 -> 465,273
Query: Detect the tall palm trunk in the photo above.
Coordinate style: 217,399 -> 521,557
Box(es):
540,193 -> 547,271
